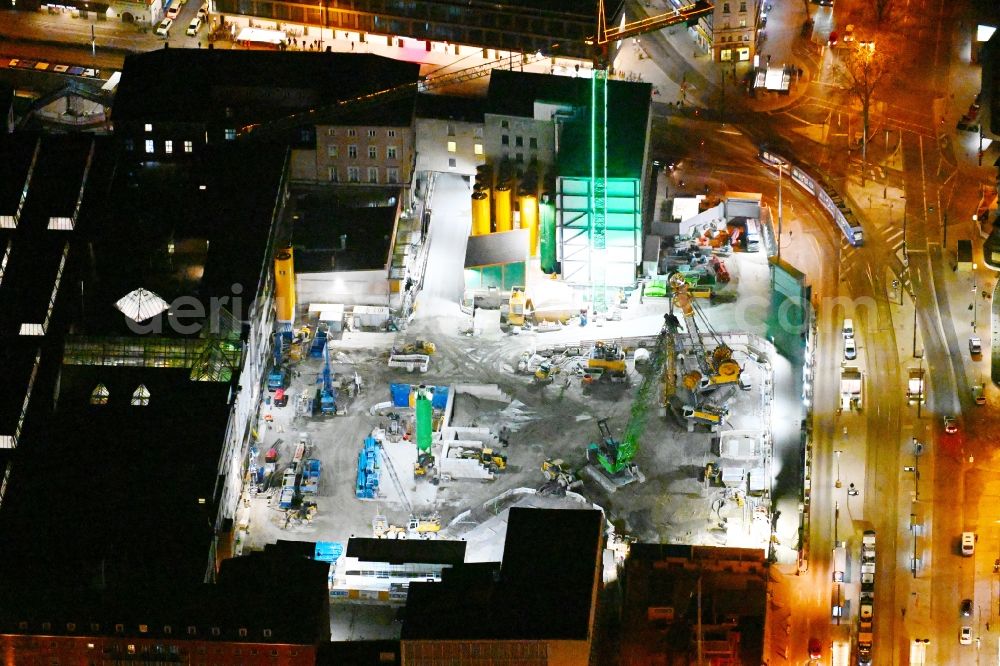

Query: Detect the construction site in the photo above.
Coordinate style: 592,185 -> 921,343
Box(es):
233,163 -> 790,638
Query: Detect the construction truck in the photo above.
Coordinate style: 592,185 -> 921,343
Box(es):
539,458 -> 581,496
502,286 -> 529,327
267,331 -> 288,391
461,447 -> 507,473
906,367 -> 924,403
669,272 -> 741,395
397,340 -> 436,355
587,341 -> 626,376
316,343 -> 337,415
413,451 -> 436,478
534,359 -> 557,384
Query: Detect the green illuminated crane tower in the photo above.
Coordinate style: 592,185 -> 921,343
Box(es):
590,0 -> 714,312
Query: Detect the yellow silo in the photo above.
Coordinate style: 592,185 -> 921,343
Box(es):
518,192 -> 538,256
495,184 -> 513,233
471,192 -> 491,236
274,247 -> 296,326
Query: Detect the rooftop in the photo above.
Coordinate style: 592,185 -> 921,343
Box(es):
346,538 -> 467,566
415,93 -> 486,124
486,70 -> 652,178
293,188 -> 400,272
401,507 -> 602,641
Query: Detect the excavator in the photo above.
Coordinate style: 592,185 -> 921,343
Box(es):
586,317 -> 671,481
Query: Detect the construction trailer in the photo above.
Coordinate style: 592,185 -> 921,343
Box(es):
355,436 -> 381,499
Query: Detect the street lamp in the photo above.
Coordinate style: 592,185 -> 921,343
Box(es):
973,262 -> 979,332
834,449 -> 842,488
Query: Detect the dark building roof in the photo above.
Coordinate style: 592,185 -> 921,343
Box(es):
0,543 -> 330,647
0,364 -> 231,593
77,141 -> 287,336
113,49 -> 421,128
401,507 -> 602,641
293,188 -> 400,272
415,94 -> 486,123
346,537 -> 467,566
486,70 -> 651,179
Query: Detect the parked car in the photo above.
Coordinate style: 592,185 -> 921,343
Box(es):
961,599 -> 973,617
166,4 -> 180,19
808,637 -> 822,659
186,16 -> 202,35
969,336 -> 982,358
973,384 -> 986,405
197,2 -> 209,18
944,416 -> 959,435
960,626 -> 973,644
155,18 -> 173,35
844,337 -> 857,360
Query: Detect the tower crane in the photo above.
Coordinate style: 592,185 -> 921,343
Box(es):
587,0 -> 713,312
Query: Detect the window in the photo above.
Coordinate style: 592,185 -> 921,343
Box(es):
516,153 -> 524,163
722,2 -> 730,11
529,137 -> 538,149
386,146 -> 397,159
367,129 -> 377,137
184,140 -> 193,153
238,628 -> 248,638
501,135 -> 509,146
347,128 -> 357,137
163,626 -> 172,634
387,167 -> 399,183
66,623 -> 75,632
447,123 -> 455,136
139,625 -> 148,633
348,166 -> 360,182
368,166 -> 379,183
515,136 -> 523,147
210,628 -> 220,637
144,123 -> 152,132
145,140 -> 154,154
124,138 -> 134,152
90,384 -> 109,405
327,145 -> 338,157
739,1 -> 746,10
90,624 -> 100,632
474,127 -> 483,138
131,385 -> 150,407
447,141 -> 457,153
387,129 -> 396,137
115,624 -> 124,633
271,649 -> 279,656
740,18 -> 746,27
187,627 -> 197,636
474,143 -> 483,156
500,120 -> 509,129
42,622 -> 51,631
263,629 -> 273,638
224,128 -> 236,140
127,645 -> 136,655
348,145 -> 358,158
327,128 -> 336,136
328,166 -> 338,182
448,158 -> 456,168
368,146 -> 378,159
164,140 -> 173,155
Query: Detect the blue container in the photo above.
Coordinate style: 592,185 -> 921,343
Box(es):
432,385 -> 449,409
390,383 -> 411,407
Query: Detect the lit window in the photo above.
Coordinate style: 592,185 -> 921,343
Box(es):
90,384 -> 109,406
164,140 -> 173,154
448,158 -> 457,168
145,140 -> 154,154
348,145 -> 358,158
347,128 -> 357,137
127,644 -> 136,654
447,141 -> 457,153
327,128 -> 336,136
239,628 -> 248,637
367,129 -> 376,137
187,627 -> 197,636
184,140 -> 193,153
327,145 -> 338,157
348,166 -> 360,182
224,128 -> 236,140
144,123 -> 152,132
368,167 -> 378,183
387,129 -> 396,137
387,167 -> 399,183
131,385 -> 150,407
139,625 -> 148,633
328,166 -> 338,182
386,146 -> 397,159
474,143 -> 483,155
368,145 -> 377,159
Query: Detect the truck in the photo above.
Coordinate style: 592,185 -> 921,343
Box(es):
300,458 -> 321,494
862,530 -> 876,561
857,620 -> 873,664
840,366 -> 862,410
906,368 -> 925,403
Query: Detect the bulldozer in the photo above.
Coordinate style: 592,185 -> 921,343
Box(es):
413,452 -> 436,478
461,447 -> 507,473
539,458 -> 582,495
534,360 -> 557,384
398,340 -> 436,355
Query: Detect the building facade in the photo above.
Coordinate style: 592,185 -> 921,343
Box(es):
712,0 -> 757,62
313,124 -> 414,188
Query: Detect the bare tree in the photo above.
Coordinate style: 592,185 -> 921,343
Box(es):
866,0 -> 893,26
837,40 -> 892,178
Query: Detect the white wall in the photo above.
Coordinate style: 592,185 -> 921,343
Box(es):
415,117 -> 484,175
297,270 -> 392,307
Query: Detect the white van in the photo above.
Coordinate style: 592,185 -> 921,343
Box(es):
843,318 -> 854,338
186,16 -> 202,35
961,532 -> 976,557
832,542 -> 847,581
